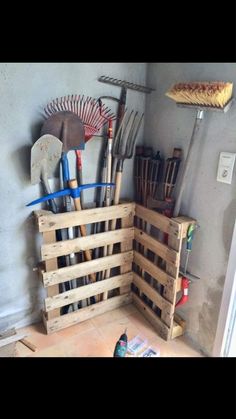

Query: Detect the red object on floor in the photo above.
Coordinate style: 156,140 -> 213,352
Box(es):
175,277 -> 190,307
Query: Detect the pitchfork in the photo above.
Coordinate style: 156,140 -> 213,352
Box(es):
101,109 -> 144,300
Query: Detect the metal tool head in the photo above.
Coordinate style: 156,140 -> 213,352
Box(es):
44,95 -> 116,142
26,182 -> 115,207
41,110 -> 85,152
112,110 -> 144,160
98,75 -> 155,94
31,134 -> 63,185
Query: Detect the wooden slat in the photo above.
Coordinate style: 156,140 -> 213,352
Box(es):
161,232 -> 181,328
174,313 -> 186,330
172,216 -> 197,238
176,276 -> 182,292
135,204 -> 181,238
120,212 -> 134,295
35,202 -> 135,233
160,217 -> 196,330
134,227 -> 179,267
19,338 -> 37,352
43,231 -> 60,319
45,293 -> 132,334
133,272 -> 173,317
132,293 -> 171,341
43,251 -> 134,287
0,333 -> 28,348
41,227 -> 134,261
171,321 -> 185,339
133,251 -> 175,287
45,272 -> 133,311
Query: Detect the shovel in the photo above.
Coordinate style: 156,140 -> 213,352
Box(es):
31,134 -> 63,213
41,111 -> 92,308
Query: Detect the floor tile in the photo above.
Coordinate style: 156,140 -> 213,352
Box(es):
97,317 -> 140,353
67,328 -> 112,357
15,304 -> 203,358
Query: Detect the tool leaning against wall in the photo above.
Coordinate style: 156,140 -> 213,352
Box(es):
165,81 -> 234,305
41,95 -> 116,309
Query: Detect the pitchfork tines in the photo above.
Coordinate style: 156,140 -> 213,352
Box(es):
113,110 -> 144,166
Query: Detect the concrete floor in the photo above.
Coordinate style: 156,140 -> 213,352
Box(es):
15,304 -> 203,357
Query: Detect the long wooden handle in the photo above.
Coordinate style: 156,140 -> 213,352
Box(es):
68,179 -> 96,283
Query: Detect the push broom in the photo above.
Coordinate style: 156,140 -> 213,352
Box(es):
165,81 -> 234,217
164,81 -> 234,311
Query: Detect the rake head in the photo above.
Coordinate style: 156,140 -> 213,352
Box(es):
44,95 -> 116,141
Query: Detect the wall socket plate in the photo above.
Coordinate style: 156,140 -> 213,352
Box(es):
217,152 -> 236,184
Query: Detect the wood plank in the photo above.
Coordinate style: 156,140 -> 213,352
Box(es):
174,313 -> 186,330
45,272 -> 133,311
134,227 -> 179,267
41,227 -> 134,261
135,204 -> 181,238
19,339 -> 37,352
43,231 -> 60,319
172,216 -> 197,238
161,231 -> 182,328
133,272 -> 174,319
120,213 -> 134,295
161,217 -> 196,330
0,333 -> 28,348
45,293 -> 132,334
132,293 -> 171,341
43,251 -> 134,287
0,328 -> 16,339
35,202 -> 135,233
171,321 -> 185,339
133,251 -> 175,287
176,276 -> 182,292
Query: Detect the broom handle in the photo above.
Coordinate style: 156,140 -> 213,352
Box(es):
173,110 -> 204,217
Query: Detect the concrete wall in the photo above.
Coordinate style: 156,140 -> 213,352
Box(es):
145,63 -> 236,355
0,63 -> 147,331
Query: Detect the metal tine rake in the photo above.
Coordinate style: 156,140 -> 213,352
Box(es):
44,95 -> 115,141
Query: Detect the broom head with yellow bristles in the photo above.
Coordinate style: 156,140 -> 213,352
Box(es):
166,81 -> 233,108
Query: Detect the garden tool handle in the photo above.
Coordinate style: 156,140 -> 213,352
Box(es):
61,152 -> 70,182
113,171 -> 122,206
68,179 -> 95,283
42,175 -> 58,214
41,168 -> 58,214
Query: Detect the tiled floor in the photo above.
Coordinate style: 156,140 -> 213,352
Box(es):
15,304 -> 203,357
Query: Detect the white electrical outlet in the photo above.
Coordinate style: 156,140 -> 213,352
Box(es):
217,152 -> 236,184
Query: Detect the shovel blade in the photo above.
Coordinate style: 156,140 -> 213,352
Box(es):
41,110 -> 85,152
31,134 -> 63,185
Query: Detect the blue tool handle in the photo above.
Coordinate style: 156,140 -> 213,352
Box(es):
26,183 -> 115,207
61,152 -> 70,182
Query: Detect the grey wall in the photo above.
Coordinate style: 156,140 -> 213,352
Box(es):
145,63 -> 236,355
0,63 -> 147,331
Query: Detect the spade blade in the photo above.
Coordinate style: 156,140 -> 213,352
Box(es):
31,134 -> 63,185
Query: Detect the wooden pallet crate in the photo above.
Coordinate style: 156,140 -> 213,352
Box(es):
133,204 -> 196,340
34,202 -> 195,340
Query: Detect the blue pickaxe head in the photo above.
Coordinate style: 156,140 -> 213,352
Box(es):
26,182 -> 115,207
